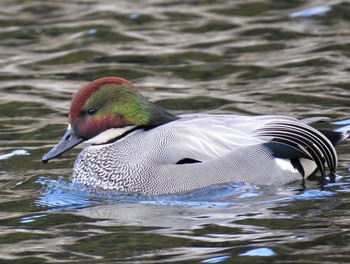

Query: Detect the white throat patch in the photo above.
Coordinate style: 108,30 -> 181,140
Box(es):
86,126 -> 136,144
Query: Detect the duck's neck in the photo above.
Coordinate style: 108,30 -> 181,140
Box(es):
146,102 -> 179,127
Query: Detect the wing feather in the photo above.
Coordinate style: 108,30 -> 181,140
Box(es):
253,121 -> 337,177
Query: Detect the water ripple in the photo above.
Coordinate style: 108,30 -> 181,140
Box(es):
1,0 -> 350,263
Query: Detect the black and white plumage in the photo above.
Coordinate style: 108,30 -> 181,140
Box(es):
41,77 -> 348,195
72,114 -> 344,194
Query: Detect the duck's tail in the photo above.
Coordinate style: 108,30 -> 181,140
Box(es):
319,129 -> 349,146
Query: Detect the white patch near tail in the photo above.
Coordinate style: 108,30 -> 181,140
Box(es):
299,158 -> 317,178
275,158 -> 298,173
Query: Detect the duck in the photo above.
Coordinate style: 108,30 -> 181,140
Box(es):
42,77 -> 347,195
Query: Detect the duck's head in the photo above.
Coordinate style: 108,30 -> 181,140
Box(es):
42,77 -> 177,163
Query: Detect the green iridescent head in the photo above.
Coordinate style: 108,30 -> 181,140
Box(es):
42,77 -> 177,162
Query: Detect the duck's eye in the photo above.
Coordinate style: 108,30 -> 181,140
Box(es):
87,108 -> 97,115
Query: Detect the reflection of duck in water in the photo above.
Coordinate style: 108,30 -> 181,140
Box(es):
42,77 -> 348,195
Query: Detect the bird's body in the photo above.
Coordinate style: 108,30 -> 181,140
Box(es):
42,77 -> 347,195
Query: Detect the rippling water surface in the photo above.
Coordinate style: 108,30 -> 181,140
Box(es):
1,0 -> 350,263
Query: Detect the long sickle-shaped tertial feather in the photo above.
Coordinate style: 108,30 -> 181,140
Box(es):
253,121 -> 337,177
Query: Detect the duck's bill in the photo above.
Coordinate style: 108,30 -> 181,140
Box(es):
42,125 -> 83,163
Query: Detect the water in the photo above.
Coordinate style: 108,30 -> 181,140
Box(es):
0,0 -> 350,263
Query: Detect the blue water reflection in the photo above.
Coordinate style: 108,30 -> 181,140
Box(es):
0,149 -> 30,160
35,174 -> 349,212
289,6 -> 332,18
239,247 -> 276,256
20,214 -> 46,224
201,255 -> 230,263
36,177 -> 266,210
333,118 -> 350,132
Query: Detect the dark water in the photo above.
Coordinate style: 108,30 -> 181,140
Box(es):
0,0 -> 350,263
